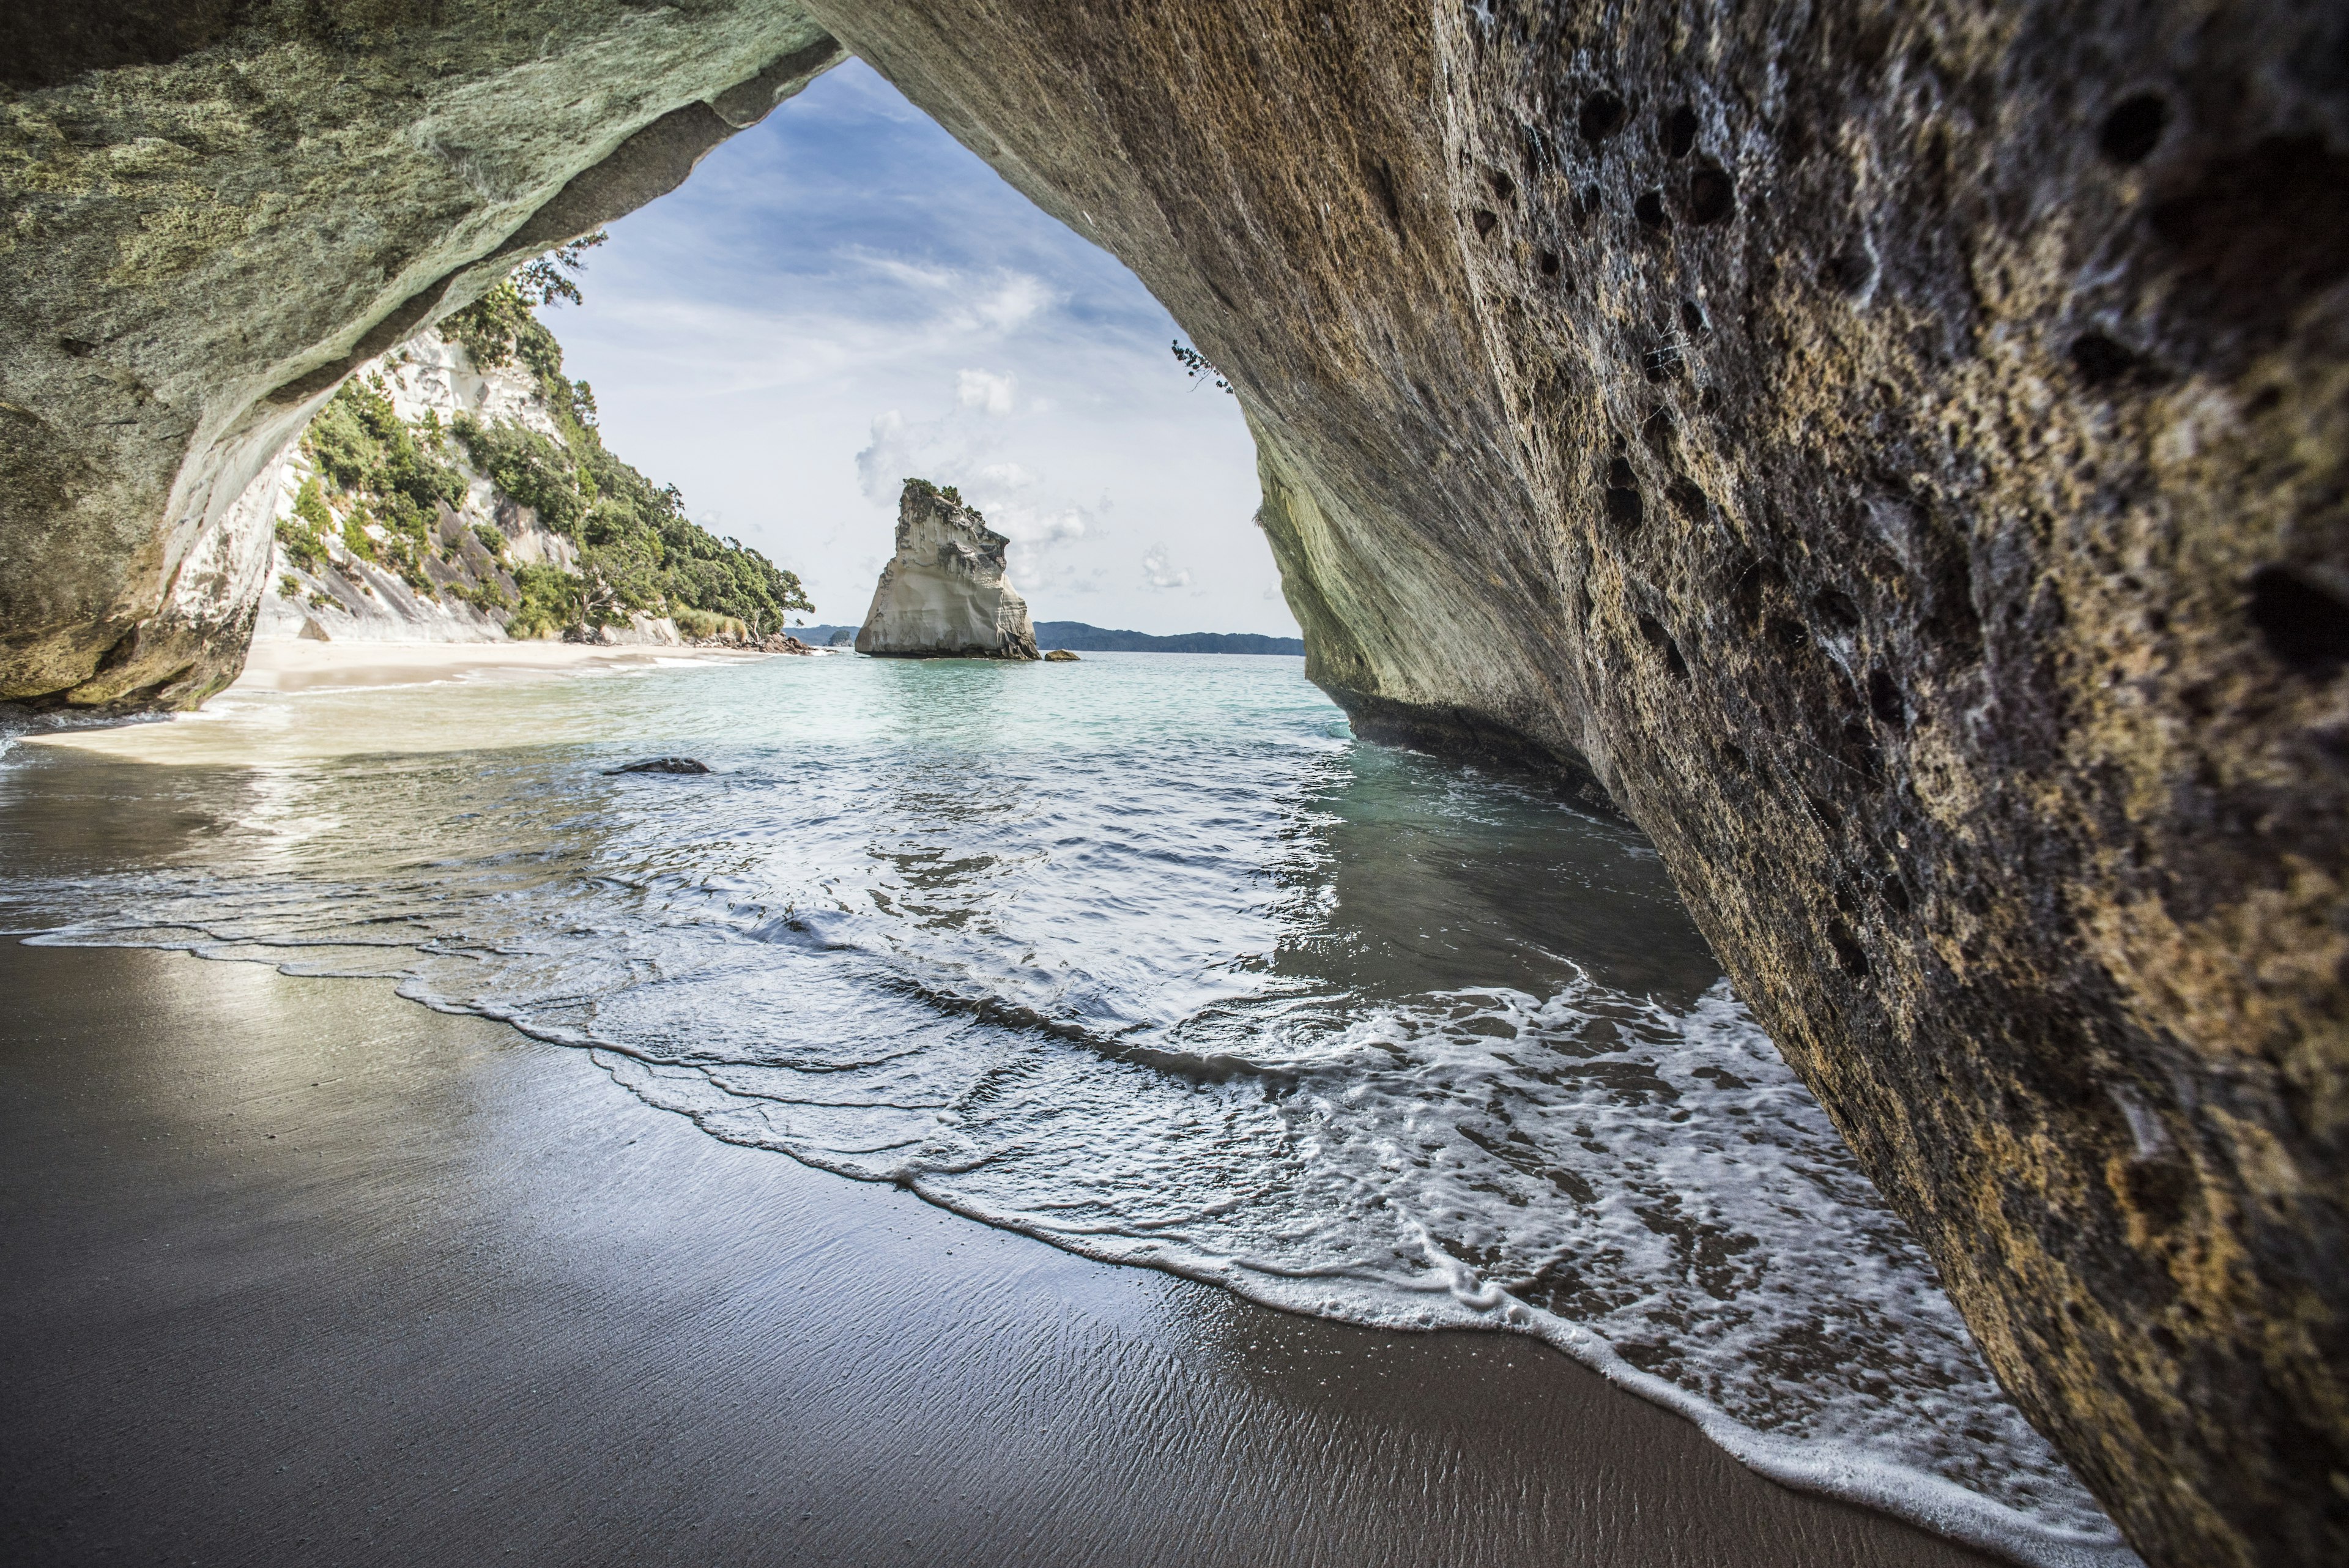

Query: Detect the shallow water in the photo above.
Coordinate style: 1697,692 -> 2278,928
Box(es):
0,652 -> 2133,1566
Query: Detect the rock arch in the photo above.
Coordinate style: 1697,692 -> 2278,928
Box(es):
3,5 -> 2343,1565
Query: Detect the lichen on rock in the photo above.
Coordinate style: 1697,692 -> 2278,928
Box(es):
854,479 -> 1041,660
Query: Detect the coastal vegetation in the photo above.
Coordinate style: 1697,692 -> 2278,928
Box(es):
439,280 -> 814,635
277,261 -> 813,641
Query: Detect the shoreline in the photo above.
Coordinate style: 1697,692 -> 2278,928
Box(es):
0,942 -> 2003,1568
231,634 -> 774,693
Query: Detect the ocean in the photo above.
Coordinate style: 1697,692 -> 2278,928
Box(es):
0,650 -> 2135,1567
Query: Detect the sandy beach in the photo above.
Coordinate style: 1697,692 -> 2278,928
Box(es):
0,942 -> 2000,1568
231,636 -> 772,694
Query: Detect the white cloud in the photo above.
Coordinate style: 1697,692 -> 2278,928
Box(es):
991,503 -> 1087,546
1141,543 -> 1191,590
957,369 -> 1017,416
974,274 -> 1050,332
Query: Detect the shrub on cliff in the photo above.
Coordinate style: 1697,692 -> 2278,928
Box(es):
306,376 -> 466,524
275,477 -> 331,571
507,563 -> 587,639
451,417 -> 583,532
441,275 -> 814,634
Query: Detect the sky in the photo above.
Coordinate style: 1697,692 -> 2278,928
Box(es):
541,60 -> 1293,637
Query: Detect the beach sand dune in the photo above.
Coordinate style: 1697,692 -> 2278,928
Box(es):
0,944 -> 1994,1567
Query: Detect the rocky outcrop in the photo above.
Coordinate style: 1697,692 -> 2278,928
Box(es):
0,1 -> 838,708
854,480 -> 1041,660
2,6 -> 2343,1566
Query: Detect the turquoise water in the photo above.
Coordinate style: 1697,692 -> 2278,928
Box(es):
0,652 -> 2131,1566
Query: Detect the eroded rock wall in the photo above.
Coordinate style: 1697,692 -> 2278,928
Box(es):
0,0 -> 837,708
798,4 -> 2343,1566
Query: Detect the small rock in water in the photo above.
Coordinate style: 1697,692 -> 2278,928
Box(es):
1044,648 -> 1081,661
605,757 -> 710,775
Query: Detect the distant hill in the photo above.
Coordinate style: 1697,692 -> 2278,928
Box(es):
790,619 -> 1307,655
1032,621 -> 1305,655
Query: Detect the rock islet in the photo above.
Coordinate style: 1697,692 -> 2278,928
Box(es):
853,481 -> 1040,661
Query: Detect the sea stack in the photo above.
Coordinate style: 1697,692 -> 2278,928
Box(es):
854,480 -> 1040,660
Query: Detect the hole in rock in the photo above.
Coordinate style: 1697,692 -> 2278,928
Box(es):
2247,565 -> 2349,675
2147,136 -> 2349,335
1538,248 -> 1561,277
1688,166 -> 1735,224
1472,208 -> 1499,237
2069,332 -> 2155,389
1813,589 -> 1861,631
1605,484 -> 1644,529
1806,790 -> 1844,833
1879,872 -> 1912,914
1638,614 -> 1690,678
2097,93 -> 2169,166
1489,169 -> 1516,202
1770,615 -> 1810,654
1868,668 -> 1907,728
1921,537 -> 1984,664
1839,719 -> 1883,782
1365,156 -> 1406,237
1579,90 -> 1627,145
1823,240 -> 1874,295
1575,182 -> 1601,222
1635,189 -> 1669,230
1663,105 -> 1699,158
1666,478 -> 1709,521
1679,297 -> 1707,335
1827,920 -> 1871,978
1730,558 -> 1787,626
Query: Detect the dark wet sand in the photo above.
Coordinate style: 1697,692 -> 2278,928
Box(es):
0,942 -> 1997,1567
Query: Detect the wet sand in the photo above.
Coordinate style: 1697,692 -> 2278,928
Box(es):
0,942 -> 1998,1567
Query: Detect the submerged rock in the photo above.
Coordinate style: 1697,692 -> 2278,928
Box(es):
605,757 -> 709,776
853,481 -> 1040,660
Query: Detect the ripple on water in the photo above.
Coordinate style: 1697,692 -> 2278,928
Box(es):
0,651 -> 2136,1567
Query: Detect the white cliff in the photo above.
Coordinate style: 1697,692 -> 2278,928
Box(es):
251,327 -> 676,648
854,481 -> 1039,660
